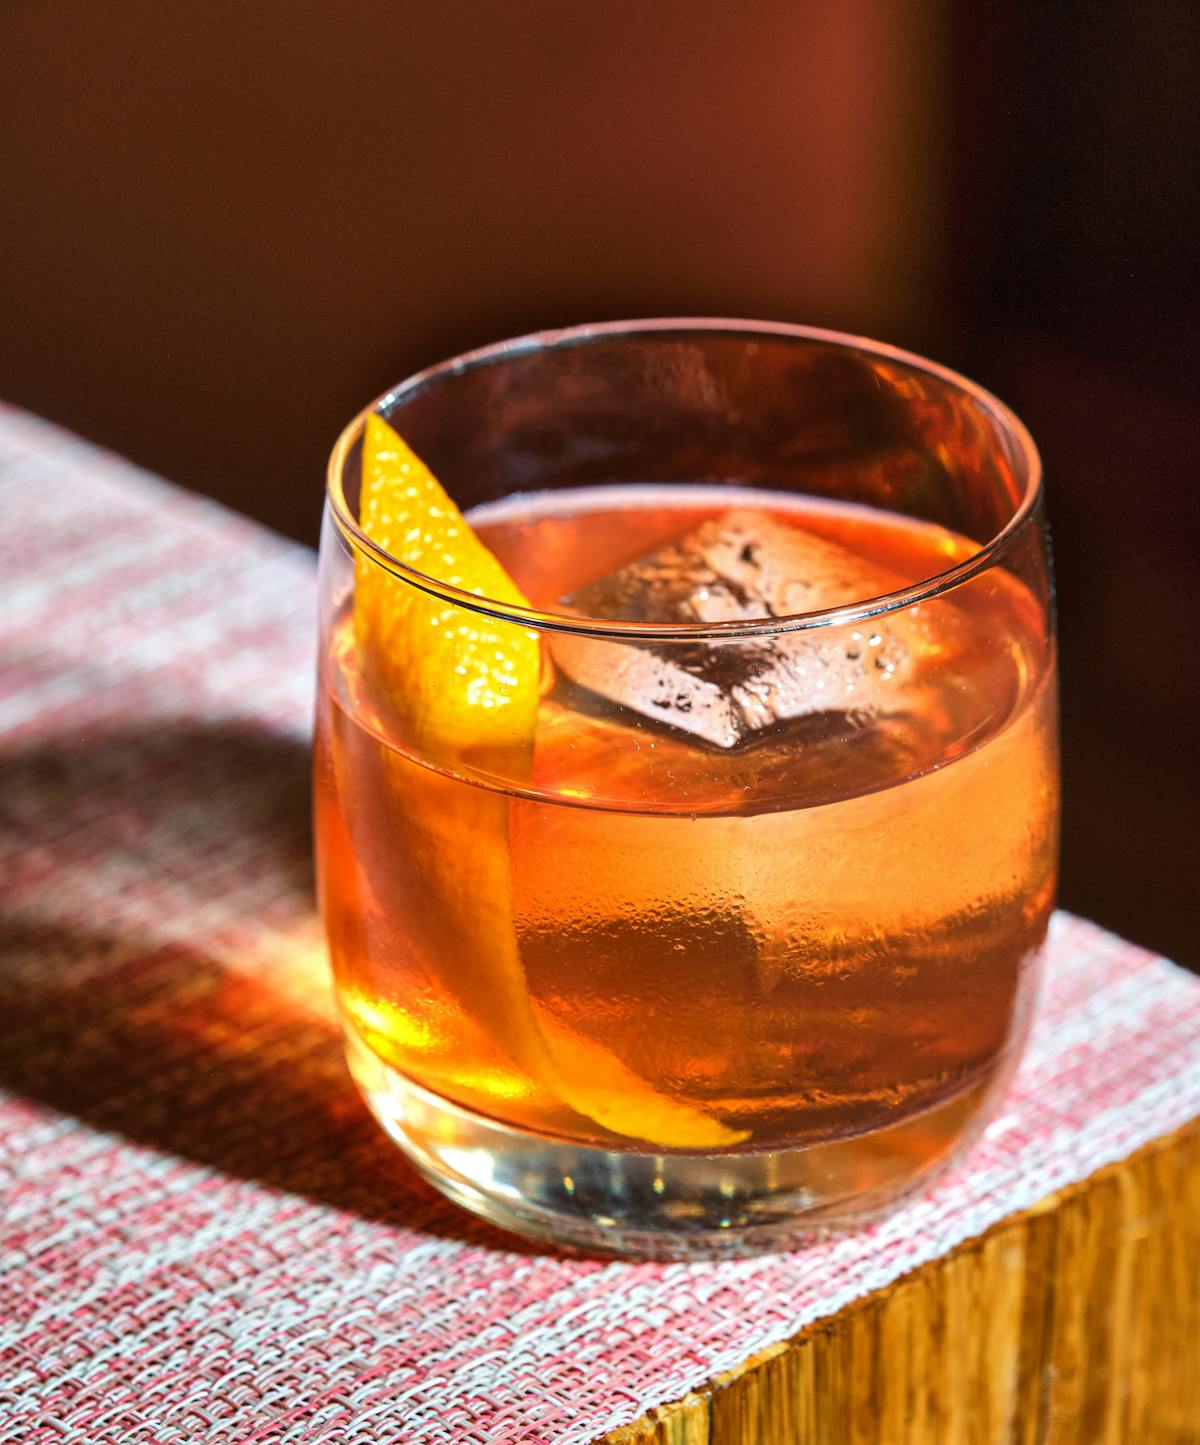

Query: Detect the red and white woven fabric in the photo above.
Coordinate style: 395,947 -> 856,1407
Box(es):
1,405 -> 1198,1444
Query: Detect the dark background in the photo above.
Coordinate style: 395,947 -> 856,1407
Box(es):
3,2 -> 1197,967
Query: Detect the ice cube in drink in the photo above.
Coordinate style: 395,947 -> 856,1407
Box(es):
550,506 -> 939,749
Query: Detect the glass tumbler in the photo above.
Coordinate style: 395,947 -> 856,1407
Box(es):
315,320 -> 1058,1257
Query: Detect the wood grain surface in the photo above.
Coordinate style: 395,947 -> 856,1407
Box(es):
604,1123 -> 1200,1444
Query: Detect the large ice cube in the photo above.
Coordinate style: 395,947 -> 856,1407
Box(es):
550,509 -> 928,749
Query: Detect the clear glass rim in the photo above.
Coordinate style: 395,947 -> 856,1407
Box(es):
326,318 -> 1043,641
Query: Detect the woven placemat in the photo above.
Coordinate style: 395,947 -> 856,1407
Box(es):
2,405 -> 1198,1444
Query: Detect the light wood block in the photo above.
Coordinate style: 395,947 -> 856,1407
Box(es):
604,1123 -> 1200,1444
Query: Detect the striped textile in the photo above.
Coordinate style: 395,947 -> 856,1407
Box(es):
1,404 -> 1197,1444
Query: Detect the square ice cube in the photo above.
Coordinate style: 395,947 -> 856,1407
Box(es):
550,509 -> 921,749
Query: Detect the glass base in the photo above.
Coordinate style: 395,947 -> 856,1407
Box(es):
344,1021 -> 1015,1259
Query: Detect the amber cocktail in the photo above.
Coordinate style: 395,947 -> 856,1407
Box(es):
315,321 -> 1058,1256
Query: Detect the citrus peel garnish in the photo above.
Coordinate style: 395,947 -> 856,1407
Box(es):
353,415 -> 746,1148
356,413 -> 540,764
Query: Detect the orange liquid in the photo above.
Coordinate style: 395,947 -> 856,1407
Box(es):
315,488 -> 1058,1151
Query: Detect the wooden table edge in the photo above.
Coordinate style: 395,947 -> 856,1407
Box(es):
601,1118 -> 1200,1444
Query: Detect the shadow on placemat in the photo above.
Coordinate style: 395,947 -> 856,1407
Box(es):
0,720 -> 553,1257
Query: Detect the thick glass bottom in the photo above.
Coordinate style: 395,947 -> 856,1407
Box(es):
343,1020 -> 1020,1259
